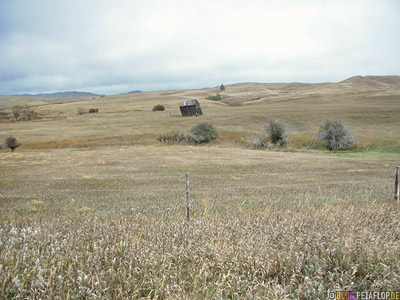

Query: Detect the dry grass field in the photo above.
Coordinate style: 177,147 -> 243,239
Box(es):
1,76 -> 400,153
0,76 -> 400,299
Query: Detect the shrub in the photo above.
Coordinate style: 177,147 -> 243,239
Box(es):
190,123 -> 218,144
251,137 -> 271,149
11,105 -> 27,120
318,119 -> 356,150
206,94 -> 222,101
220,84 -> 225,91
88,108 -> 99,113
157,131 -> 187,144
78,107 -> 88,115
157,124 -> 218,145
5,136 -> 21,152
152,105 -> 165,111
266,118 -> 288,145
20,109 -> 39,121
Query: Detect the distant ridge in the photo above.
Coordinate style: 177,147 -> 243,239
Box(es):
8,90 -> 144,98
16,91 -> 99,98
3,76 -> 399,98
118,90 -> 142,95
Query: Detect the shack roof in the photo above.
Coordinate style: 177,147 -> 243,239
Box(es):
183,99 -> 200,106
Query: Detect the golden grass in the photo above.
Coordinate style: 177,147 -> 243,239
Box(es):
22,134 -> 156,150
0,81 -> 400,298
0,82 -> 399,153
0,146 -> 399,298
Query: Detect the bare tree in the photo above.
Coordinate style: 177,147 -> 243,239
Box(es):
318,120 -> 356,150
5,136 -> 21,152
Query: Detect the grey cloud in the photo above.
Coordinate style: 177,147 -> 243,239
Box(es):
1,0 -> 399,95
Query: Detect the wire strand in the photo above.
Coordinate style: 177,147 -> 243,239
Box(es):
0,168 -> 391,181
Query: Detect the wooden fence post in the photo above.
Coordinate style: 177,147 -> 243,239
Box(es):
186,173 -> 190,221
395,167 -> 399,203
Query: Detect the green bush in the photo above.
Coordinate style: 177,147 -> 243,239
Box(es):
5,136 -> 21,152
190,123 -> 218,144
157,123 -> 218,145
157,131 -> 187,144
318,119 -> 356,150
206,94 -> 221,101
152,105 -> 165,111
220,84 -> 225,91
266,119 -> 288,145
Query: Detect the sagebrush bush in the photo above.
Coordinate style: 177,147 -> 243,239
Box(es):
266,118 -> 288,145
157,131 -> 187,144
206,94 -> 221,101
318,119 -> 356,150
152,105 -> 165,111
251,137 -> 271,149
5,136 -> 21,152
157,124 -> 218,145
190,123 -> 218,144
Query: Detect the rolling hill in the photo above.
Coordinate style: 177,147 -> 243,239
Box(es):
16,91 -> 99,98
0,75 -> 399,153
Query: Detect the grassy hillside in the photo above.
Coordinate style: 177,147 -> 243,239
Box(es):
0,76 -> 400,154
0,76 -> 399,298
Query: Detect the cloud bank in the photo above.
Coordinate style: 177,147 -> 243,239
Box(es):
1,0 -> 399,95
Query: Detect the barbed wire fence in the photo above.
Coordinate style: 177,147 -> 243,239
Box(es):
0,167 -> 397,220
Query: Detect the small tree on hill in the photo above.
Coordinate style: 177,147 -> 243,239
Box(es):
220,84 -> 225,91
266,118 -> 288,145
5,136 -> 21,152
318,119 -> 356,150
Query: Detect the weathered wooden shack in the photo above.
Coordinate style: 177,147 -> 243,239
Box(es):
179,99 -> 203,116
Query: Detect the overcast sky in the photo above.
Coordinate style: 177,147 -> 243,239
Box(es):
0,0 -> 399,95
